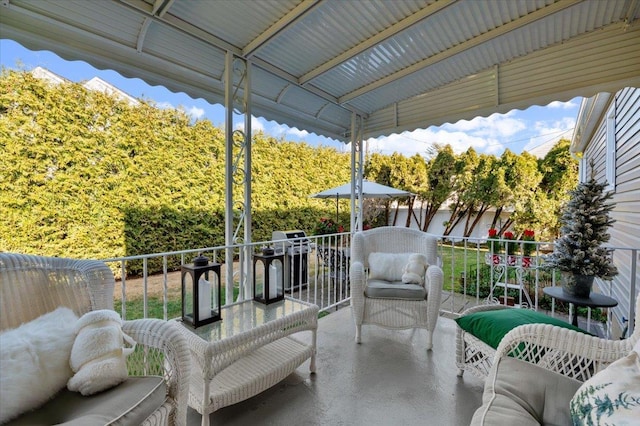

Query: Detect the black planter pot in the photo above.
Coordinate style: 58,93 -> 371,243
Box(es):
561,272 -> 594,298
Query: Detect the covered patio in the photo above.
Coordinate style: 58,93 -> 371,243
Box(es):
196,307 -> 484,426
2,0 -> 639,285
2,1 -> 640,425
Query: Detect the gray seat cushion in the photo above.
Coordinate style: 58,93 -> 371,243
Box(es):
365,279 -> 426,300
6,376 -> 166,426
471,357 -> 581,426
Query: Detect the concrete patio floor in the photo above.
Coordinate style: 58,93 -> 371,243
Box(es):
187,307 -> 485,426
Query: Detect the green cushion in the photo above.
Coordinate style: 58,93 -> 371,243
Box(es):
455,308 -> 591,349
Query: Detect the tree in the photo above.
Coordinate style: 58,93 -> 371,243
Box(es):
537,139 -> 578,239
545,171 -> 618,280
460,154 -> 503,237
421,145 -> 456,232
443,148 -> 478,236
495,150 -> 542,234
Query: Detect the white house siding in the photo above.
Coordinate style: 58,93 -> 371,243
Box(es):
574,87 -> 640,336
391,206 -> 511,241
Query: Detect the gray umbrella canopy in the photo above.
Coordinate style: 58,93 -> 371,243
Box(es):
311,179 -> 413,199
310,180 -> 413,222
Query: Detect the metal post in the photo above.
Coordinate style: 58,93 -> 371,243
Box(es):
243,61 -> 253,300
224,51 -> 235,305
350,113 -> 364,233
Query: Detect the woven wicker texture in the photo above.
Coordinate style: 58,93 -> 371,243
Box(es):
349,226 -> 444,350
494,294 -> 640,381
0,253 -> 191,426
177,300 -> 318,424
455,304 -> 511,379
456,295 -> 640,382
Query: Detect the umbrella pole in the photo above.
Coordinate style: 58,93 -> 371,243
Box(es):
335,194 -> 339,223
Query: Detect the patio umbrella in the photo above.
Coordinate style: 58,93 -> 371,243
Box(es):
310,179 -> 413,221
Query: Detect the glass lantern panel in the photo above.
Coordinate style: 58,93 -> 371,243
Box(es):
255,261 -> 265,300
270,259 -> 283,297
183,272 -> 194,320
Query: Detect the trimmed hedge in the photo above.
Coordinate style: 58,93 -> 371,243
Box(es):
0,69 -> 352,275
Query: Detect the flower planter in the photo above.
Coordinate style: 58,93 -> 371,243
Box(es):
485,253 -> 535,268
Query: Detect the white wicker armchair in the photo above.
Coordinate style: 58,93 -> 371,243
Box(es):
349,226 -> 443,350
493,294 -> 640,382
0,253 -> 191,426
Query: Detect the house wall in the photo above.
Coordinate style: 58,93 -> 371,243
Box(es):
579,87 -> 640,336
390,206 -> 511,241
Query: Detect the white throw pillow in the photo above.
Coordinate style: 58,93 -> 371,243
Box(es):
67,309 -> 136,396
368,252 -> 416,282
569,339 -> 640,425
402,253 -> 428,284
0,307 -> 79,423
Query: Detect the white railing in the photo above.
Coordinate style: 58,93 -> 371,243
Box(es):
102,233 -> 637,338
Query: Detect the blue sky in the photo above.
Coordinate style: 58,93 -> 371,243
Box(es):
1,39 -> 579,158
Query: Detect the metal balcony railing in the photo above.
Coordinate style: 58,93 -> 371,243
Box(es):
102,233 -> 638,339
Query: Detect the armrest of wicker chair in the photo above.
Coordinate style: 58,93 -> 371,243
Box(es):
123,319 -> 192,426
425,263 -> 444,331
349,260 -> 366,343
494,321 -> 638,382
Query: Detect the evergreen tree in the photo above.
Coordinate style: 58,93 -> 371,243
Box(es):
545,174 -> 618,279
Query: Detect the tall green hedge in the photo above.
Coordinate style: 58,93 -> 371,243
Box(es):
0,69 -> 351,274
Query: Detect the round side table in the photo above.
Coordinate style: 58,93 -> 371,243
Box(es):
543,286 -> 617,327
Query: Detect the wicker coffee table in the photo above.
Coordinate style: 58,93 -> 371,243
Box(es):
176,298 -> 318,426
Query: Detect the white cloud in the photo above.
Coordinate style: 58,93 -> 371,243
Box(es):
286,127 -> 309,138
367,126 -> 504,158
251,116 -> 264,132
155,101 -> 174,110
522,116 -> 576,153
233,116 -> 265,132
187,106 -> 205,119
547,99 -> 579,109
441,111 -> 526,139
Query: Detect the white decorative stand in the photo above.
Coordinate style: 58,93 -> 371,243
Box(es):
485,253 -> 538,308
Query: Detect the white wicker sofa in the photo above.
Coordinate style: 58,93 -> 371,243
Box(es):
471,295 -> 640,425
0,253 -> 191,426
349,226 -> 443,350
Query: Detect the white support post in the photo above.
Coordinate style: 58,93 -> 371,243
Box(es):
223,52 -> 253,303
224,51 -> 235,305
243,61 -> 253,300
350,113 -> 364,233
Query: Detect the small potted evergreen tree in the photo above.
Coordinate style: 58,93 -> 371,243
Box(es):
545,172 -> 618,298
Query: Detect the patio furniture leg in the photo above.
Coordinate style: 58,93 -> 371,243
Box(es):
355,325 -> 361,343
426,330 -> 433,351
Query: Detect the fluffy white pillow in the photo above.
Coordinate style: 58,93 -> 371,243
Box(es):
569,339 -> 640,425
402,253 -> 428,284
67,309 -> 136,396
0,307 -> 79,423
368,252 -> 416,282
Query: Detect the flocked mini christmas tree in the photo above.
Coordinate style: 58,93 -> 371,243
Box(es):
546,169 -> 618,295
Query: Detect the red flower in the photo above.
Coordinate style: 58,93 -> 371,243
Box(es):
338,225 -> 344,233
503,231 -> 515,240
488,228 -> 498,238
523,229 -> 535,240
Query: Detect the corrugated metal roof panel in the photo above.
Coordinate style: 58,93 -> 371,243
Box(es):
168,0 -> 299,49
2,0 -> 638,143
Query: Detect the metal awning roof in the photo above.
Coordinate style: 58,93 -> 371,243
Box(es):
1,0 -> 639,143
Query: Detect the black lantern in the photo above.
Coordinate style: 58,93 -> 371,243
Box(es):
181,255 -> 221,327
253,247 -> 284,304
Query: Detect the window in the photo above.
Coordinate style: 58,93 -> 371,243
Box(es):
605,104 -> 616,191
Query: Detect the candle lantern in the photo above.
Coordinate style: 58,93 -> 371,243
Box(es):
181,254 -> 221,327
253,247 -> 284,304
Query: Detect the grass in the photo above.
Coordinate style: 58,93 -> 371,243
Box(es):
115,287 -> 239,320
